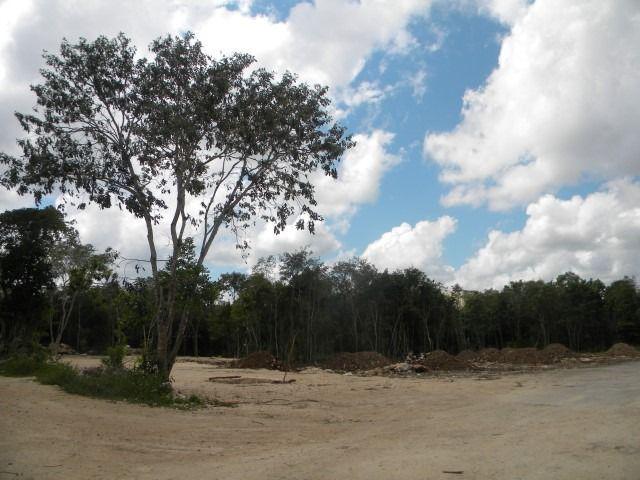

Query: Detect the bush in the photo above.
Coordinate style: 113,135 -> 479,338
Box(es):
0,355 -> 45,376
35,361 -> 78,386
103,344 -> 127,369
0,355 -> 203,408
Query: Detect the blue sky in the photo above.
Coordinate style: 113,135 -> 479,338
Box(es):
1,0 -> 639,289
341,5 -> 512,267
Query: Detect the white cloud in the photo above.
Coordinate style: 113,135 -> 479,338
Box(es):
455,179 -> 640,289
475,0 -> 529,25
408,67 -> 428,100
314,130 -> 400,224
424,0 -> 640,210
340,81 -> 394,108
362,216 -> 457,280
444,0 -> 529,26
0,188 -> 34,213
192,0 -> 432,91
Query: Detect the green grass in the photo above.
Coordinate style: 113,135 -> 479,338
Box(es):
0,355 -> 204,409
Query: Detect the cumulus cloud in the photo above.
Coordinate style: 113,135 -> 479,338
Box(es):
176,0 -> 433,91
314,130 -> 400,224
424,0 -> 640,210
455,179 -> 640,289
474,0 -> 529,25
362,216 -> 457,281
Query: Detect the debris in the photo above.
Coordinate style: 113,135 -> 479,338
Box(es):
499,347 -> 543,365
57,343 -> 76,355
208,377 -> 293,385
540,343 -> 575,363
232,351 -> 282,370
389,362 -> 412,373
456,349 -> 478,362
408,350 -> 471,371
475,348 -> 501,362
321,352 -> 392,372
607,343 -> 640,357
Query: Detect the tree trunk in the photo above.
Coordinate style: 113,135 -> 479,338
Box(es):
51,291 -> 78,355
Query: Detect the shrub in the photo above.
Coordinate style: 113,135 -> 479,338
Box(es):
0,355 -> 44,376
0,355 -> 203,408
103,344 -> 127,369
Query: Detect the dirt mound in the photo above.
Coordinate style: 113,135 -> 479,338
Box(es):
456,349 -> 478,362
322,351 -> 392,372
476,348 -> 501,362
540,343 -> 574,363
409,350 -> 471,371
233,351 -> 281,370
499,347 -> 543,364
607,343 -> 640,357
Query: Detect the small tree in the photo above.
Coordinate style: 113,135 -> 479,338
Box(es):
1,33 -> 353,377
49,242 -> 117,355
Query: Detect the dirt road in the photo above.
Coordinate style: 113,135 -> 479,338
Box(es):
1,359 -> 639,480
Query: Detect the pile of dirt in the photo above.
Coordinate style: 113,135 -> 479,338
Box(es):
409,350 -> 471,371
232,351 -> 281,370
475,348 -> 501,362
499,347 -> 543,364
607,343 -> 640,357
456,349 -> 478,362
322,351 -> 392,372
540,343 -> 575,363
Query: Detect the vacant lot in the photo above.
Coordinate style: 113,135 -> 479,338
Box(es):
1,359 -> 639,480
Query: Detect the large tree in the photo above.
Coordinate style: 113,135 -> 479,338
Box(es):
0,207 -> 73,352
1,33 -> 353,377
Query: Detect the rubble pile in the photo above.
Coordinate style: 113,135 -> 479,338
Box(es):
540,343 -> 575,363
407,350 -> 472,371
232,351 -> 282,370
607,343 -> 640,357
456,349 -> 478,362
499,347 -> 543,365
475,348 -> 501,362
322,351 -> 392,372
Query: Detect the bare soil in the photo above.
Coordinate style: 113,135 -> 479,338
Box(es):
1,357 -> 639,480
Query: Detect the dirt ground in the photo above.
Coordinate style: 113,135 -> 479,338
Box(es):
1,357 -> 639,480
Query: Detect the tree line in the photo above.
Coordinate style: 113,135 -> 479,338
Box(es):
2,209 -> 638,362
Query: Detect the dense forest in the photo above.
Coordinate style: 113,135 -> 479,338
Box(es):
2,207 -> 638,362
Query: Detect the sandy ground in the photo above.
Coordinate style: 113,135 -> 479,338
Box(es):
1,357 -> 639,480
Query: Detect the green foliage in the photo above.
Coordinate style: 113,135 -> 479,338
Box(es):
0,355 -> 46,376
0,356 -> 203,408
103,344 -> 127,369
0,207 -> 76,352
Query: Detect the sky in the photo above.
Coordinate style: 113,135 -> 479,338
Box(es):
1,0 -> 639,290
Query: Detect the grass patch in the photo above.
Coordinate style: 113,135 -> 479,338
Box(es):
0,355 -> 204,409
